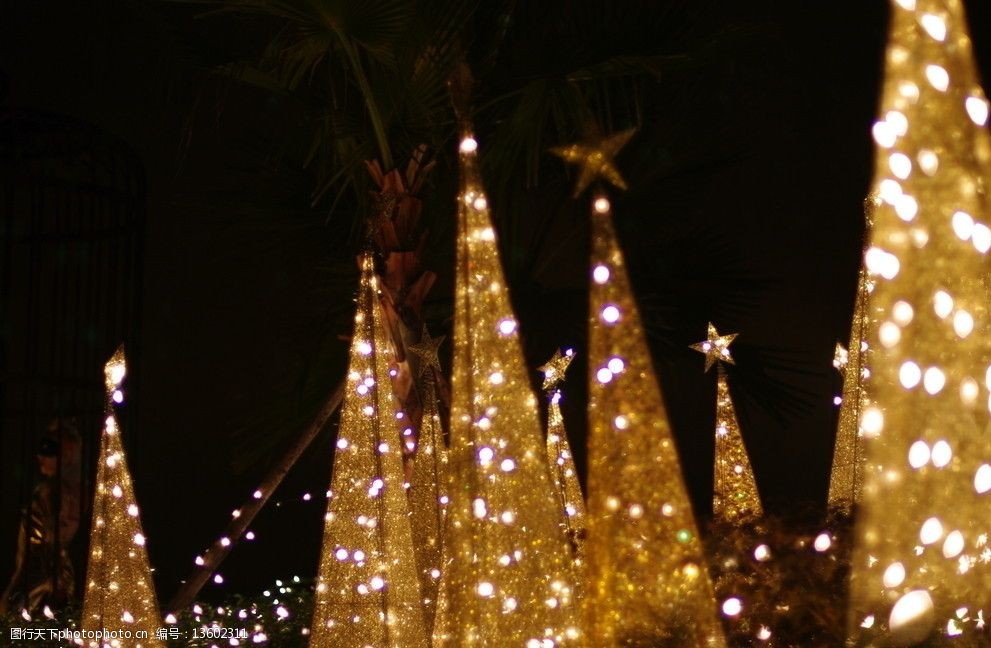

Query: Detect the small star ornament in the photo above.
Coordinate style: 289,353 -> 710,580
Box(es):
690,323 -> 738,372
538,348 -> 576,392
551,128 -> 636,197
407,325 -> 444,378
833,343 -> 849,373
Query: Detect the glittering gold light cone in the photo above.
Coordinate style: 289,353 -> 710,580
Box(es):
827,265 -> 876,513
82,346 -> 166,647
584,195 -> 725,647
545,391 -> 587,559
848,1 -> 991,644
433,133 -> 581,646
310,254 -> 428,648
408,376 -> 448,636
713,367 -> 763,525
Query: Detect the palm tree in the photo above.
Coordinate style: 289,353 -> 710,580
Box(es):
164,0 -> 757,610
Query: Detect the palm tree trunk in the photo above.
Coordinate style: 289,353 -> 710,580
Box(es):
166,380 -> 345,613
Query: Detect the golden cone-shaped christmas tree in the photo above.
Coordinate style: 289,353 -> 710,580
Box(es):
432,132 -> 581,646
406,327 -> 449,637
828,196 -> 879,513
848,0 -> 991,644
539,349 -> 587,559
712,368 -> 762,524
82,346 -> 165,647
545,394 -> 587,559
310,253 -> 428,648
690,324 -> 763,525
584,192 -> 725,647
827,263 -> 877,513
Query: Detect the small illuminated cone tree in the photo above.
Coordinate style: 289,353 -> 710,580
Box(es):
581,185 -> 725,643
690,324 -> 763,525
406,326 -> 449,636
828,264 -> 877,513
848,0 -> 991,644
310,254 -> 428,648
828,196 -> 880,513
82,346 -> 166,647
538,349 -> 588,559
432,131 -> 581,646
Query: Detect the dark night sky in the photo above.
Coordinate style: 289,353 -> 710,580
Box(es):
3,0 -> 991,603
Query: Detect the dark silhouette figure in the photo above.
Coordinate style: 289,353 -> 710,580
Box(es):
1,420 -> 81,616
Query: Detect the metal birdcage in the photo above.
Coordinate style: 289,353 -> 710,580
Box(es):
0,109 -> 144,607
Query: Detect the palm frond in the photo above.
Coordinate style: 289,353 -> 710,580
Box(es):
163,0 -> 774,465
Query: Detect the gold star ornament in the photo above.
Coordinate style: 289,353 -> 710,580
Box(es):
551,128 -> 636,197
538,348 -> 576,391
833,342 -> 849,373
407,325 -> 444,378
690,323 -> 738,372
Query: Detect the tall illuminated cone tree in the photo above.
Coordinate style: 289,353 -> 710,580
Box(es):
557,131 -> 724,646
690,324 -> 763,525
433,131 -> 580,646
310,254 -> 428,648
848,1 -> 991,644
538,348 -> 587,559
406,326 -> 449,636
82,346 -> 165,647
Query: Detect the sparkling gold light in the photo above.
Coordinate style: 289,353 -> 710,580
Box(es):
584,193 -> 725,646
690,325 -> 763,525
433,131 -> 580,646
849,1 -> 991,643
82,346 -> 165,647
310,254 -> 428,647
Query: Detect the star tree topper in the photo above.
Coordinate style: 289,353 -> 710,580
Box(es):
551,128 -> 636,197
407,325 -> 445,378
690,323 -> 738,372
538,348 -> 576,392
